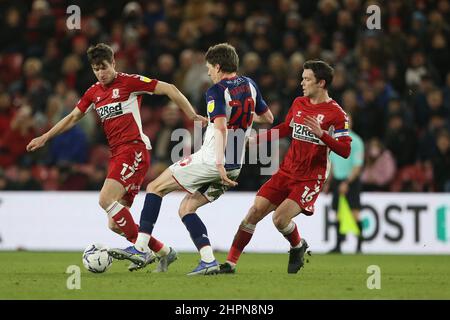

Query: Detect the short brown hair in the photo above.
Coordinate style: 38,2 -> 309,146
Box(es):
205,43 -> 239,73
87,43 -> 114,66
303,60 -> 334,89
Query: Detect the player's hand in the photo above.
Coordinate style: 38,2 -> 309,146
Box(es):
303,116 -> 323,138
339,181 -> 349,195
192,114 -> 208,127
26,135 -> 47,152
216,164 -> 238,187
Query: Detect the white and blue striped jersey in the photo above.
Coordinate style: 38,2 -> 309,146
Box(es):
200,76 -> 268,170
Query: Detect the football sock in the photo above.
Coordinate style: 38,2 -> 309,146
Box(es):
356,220 -> 363,252
106,201 -> 138,241
149,236 -> 169,256
182,213 -> 214,262
227,221 -> 255,265
335,221 -> 344,251
278,221 -> 301,248
135,232 -> 151,252
199,246 -> 215,263
127,224 -> 167,254
155,245 -> 171,257
139,193 -> 162,235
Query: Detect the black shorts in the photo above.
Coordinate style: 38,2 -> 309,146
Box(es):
331,178 -> 361,211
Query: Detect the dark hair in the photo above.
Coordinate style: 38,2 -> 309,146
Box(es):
87,43 -> 114,66
205,43 -> 239,73
303,60 -> 334,89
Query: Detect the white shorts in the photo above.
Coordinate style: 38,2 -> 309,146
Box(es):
169,152 -> 240,202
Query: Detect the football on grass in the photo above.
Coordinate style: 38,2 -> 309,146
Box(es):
82,243 -> 113,273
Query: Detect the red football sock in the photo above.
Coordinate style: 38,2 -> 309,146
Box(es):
227,222 -> 255,264
148,236 -> 164,253
281,222 -> 301,247
107,202 -> 139,241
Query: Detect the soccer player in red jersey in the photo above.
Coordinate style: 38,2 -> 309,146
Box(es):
220,60 -> 352,274
26,43 -> 206,271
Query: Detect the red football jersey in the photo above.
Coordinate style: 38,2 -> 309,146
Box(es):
278,96 -> 351,181
76,73 -> 158,153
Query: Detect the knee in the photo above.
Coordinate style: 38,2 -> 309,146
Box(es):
178,200 -> 196,218
272,213 -> 287,230
99,195 -> 113,211
145,180 -> 157,193
246,205 -> 264,225
146,180 -> 163,196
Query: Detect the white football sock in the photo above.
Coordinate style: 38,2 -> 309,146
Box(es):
134,232 -> 151,252
155,245 -> 170,257
199,245 -> 215,263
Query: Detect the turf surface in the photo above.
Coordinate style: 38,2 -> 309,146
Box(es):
1,251 -> 449,299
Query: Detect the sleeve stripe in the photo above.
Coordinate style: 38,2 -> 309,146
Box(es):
335,129 -> 349,133
334,131 -> 350,138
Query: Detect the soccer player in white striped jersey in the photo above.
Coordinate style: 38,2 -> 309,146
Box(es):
109,43 -> 274,275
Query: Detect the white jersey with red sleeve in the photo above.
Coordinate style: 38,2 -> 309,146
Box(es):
279,96 -> 351,181
75,73 -> 158,153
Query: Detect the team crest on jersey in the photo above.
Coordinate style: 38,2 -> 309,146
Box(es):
112,89 -> 120,99
292,123 -> 320,144
316,114 -> 324,123
207,100 -> 215,113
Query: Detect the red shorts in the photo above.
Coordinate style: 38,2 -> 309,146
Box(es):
257,171 -> 324,215
107,143 -> 150,206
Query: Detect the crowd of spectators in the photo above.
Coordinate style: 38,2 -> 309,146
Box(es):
0,0 -> 449,192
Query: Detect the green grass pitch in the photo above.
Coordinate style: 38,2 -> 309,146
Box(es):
1,251 -> 449,299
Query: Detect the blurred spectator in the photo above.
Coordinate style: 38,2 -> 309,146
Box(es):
428,32 -> 449,84
0,169 -> 14,190
0,6 -> 26,53
405,51 -> 434,89
384,113 -> 417,167
9,57 -> 52,114
431,129 -> 450,191
443,72 -> 450,112
182,51 -> 210,108
47,90 -> 88,165
0,105 -> 35,168
26,0 -> 56,56
152,102 -> 189,168
0,92 -> 14,134
361,138 -> 396,191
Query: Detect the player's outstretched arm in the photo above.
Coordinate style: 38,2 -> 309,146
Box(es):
153,81 -> 207,125
26,107 -> 85,152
